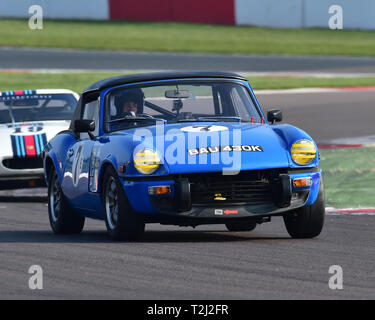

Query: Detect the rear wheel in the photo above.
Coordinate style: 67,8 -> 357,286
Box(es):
225,221 -> 257,232
283,179 -> 325,239
103,166 -> 145,241
48,167 -> 85,234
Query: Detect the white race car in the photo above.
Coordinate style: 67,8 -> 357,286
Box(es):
0,89 -> 79,189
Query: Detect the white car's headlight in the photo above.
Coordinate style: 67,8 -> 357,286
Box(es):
133,148 -> 161,175
290,139 -> 316,165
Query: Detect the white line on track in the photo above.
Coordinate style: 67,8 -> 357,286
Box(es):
326,208 -> 375,216
255,87 -> 375,95
255,88 -> 340,95
319,135 -> 375,147
2,68 -> 375,79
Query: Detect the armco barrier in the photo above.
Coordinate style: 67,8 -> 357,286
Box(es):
109,0 -> 235,25
0,0 -> 374,30
0,0 -> 109,20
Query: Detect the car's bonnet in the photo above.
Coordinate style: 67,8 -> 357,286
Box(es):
119,122 -> 291,174
0,120 -> 70,157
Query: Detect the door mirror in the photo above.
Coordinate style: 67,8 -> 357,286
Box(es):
267,109 -> 282,124
75,119 -> 95,133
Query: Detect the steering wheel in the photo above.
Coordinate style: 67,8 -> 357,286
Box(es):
137,113 -> 154,118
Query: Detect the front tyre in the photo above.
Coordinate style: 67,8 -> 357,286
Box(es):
103,166 -> 145,241
48,167 -> 85,234
283,179 -> 325,239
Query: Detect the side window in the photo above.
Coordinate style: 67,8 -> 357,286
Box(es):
81,99 -> 99,139
231,86 -> 261,122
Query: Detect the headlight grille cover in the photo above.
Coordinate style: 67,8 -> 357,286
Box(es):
133,148 -> 161,174
290,139 -> 316,165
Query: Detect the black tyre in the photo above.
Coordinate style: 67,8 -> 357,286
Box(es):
225,221 -> 257,232
102,166 -> 145,241
48,167 -> 85,234
283,179 -> 325,239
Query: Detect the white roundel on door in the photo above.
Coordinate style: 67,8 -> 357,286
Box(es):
180,125 -> 228,132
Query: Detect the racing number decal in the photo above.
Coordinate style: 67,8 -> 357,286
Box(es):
72,145 -> 84,187
193,125 -> 213,132
180,125 -> 228,132
7,123 -> 44,135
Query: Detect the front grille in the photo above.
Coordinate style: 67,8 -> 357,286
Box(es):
2,158 -> 43,170
187,171 -> 273,205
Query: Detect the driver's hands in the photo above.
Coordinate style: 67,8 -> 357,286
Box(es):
122,111 -> 136,117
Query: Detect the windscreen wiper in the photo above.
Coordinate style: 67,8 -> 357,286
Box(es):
174,117 -> 242,123
174,118 -> 218,122
197,116 -> 242,122
108,116 -> 166,124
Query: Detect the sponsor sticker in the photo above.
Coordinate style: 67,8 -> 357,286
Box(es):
214,209 -> 223,215
224,210 -> 238,215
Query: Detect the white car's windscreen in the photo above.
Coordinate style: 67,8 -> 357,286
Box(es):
0,93 -> 77,124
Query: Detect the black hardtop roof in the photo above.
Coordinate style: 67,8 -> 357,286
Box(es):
83,71 -> 247,94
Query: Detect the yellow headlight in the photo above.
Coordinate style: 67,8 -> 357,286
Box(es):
290,139 -> 316,165
133,148 -> 161,174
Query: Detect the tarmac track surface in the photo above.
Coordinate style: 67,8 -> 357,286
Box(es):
0,198 -> 374,299
2,47 -> 375,73
256,90 -> 375,142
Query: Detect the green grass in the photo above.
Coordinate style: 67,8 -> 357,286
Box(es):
319,146 -> 375,208
1,19 -> 375,56
1,72 -> 375,94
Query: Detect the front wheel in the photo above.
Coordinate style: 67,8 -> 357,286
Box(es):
102,166 -> 145,241
48,167 -> 85,234
283,179 -> 325,239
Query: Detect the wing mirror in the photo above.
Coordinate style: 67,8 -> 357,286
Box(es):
75,119 -> 95,139
267,109 -> 283,124
75,119 -> 95,132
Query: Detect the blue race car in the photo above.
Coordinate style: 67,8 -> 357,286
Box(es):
43,72 -> 325,241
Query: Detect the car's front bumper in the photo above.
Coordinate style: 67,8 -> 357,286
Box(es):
0,155 -> 45,189
122,169 -> 322,221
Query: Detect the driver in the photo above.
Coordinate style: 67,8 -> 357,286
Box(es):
122,97 -> 138,115
115,88 -> 144,118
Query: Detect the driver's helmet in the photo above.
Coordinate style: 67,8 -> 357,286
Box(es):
114,88 -> 144,117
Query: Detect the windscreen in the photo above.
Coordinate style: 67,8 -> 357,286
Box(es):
106,81 -> 262,132
0,92 -> 78,124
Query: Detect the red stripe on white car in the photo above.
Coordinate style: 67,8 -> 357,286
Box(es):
23,135 -> 37,157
